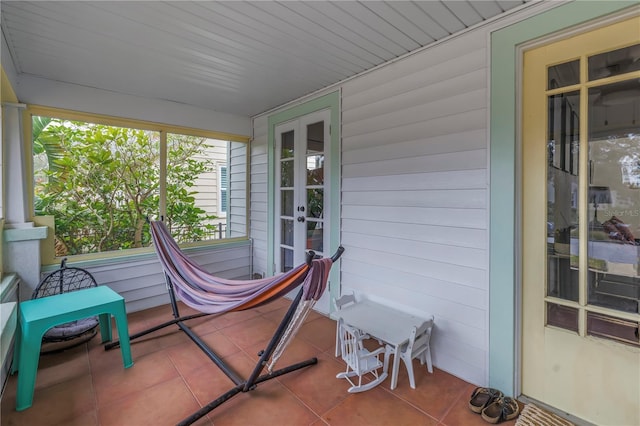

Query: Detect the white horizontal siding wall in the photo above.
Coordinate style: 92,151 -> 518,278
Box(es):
43,243 -> 251,313
340,31 -> 489,385
250,117 -> 270,277
251,27 -> 492,385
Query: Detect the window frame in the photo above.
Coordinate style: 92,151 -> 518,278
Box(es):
26,105 -> 250,264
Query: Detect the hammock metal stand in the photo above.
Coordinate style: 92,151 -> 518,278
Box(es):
106,236 -> 344,426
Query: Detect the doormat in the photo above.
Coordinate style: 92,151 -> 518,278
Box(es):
515,404 -> 575,426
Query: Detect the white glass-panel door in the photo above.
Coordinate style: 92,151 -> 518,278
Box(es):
274,110 -> 330,279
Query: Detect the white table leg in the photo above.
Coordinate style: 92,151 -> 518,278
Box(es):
390,344 -> 401,390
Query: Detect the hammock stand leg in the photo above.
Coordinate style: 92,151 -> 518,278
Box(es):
103,311 -> 208,351
177,285 -> 318,426
103,274 -> 245,383
177,357 -> 317,426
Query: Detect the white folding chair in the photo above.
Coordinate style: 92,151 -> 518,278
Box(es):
336,318 -> 389,393
390,316 -> 434,389
333,292 -> 357,356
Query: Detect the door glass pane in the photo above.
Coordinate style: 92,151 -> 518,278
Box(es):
307,220 -> 323,252
307,154 -> 324,185
306,121 -> 324,155
588,43 -> 640,81
305,120 -> 325,256
307,188 -> 323,219
281,130 -> 294,158
548,60 -> 580,89
281,189 -> 293,217
546,302 -> 579,333
547,91 -> 580,302
306,121 -> 325,186
281,247 -> 293,272
281,219 -> 293,246
280,160 -> 294,188
587,79 -> 640,314
587,311 -> 640,347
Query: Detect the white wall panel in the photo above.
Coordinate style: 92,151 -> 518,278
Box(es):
342,246 -> 485,290
250,115 -> 269,277
342,129 -> 486,165
342,109 -> 486,151
336,30 -> 491,386
343,86 -> 486,138
342,258 -> 485,309
343,34 -> 486,97
343,170 -> 487,191
342,219 -> 486,250
344,149 -> 486,178
343,189 -> 486,209
342,205 -> 486,229
343,60 -> 486,119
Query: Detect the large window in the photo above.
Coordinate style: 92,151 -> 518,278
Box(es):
31,108 -> 248,259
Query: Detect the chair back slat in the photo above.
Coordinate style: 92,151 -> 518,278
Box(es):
334,293 -> 356,310
407,318 -> 434,357
339,320 -> 363,371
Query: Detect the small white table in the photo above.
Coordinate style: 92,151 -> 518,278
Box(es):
331,299 -> 430,390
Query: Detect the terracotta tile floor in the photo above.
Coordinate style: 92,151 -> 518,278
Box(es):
1,298 -> 521,426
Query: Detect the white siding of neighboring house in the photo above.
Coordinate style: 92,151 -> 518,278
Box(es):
193,141 -> 227,225
188,139 -> 248,240
252,21 -> 494,386
228,141 -> 248,239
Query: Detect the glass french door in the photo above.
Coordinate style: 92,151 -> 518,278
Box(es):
274,110 -> 330,274
521,16 -> 639,425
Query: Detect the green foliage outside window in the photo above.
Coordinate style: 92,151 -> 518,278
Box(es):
34,117 -> 219,256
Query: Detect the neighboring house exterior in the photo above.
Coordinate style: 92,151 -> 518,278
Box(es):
194,141 -> 228,222
1,1 -> 638,425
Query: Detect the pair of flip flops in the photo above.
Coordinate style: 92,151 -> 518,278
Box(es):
469,387 -> 520,423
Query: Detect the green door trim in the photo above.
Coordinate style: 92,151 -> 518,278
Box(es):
266,91 -> 341,305
489,0 -> 637,396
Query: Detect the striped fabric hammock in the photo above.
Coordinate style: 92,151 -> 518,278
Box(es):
150,220 -> 332,315
108,220 -> 344,425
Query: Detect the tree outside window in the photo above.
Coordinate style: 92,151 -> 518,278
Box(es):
33,116 -> 232,256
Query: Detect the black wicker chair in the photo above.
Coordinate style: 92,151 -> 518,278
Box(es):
32,258 -> 100,353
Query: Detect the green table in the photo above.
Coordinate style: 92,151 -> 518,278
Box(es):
12,286 -> 133,410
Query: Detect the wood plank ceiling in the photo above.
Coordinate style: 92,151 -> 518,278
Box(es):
1,1 -> 528,117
